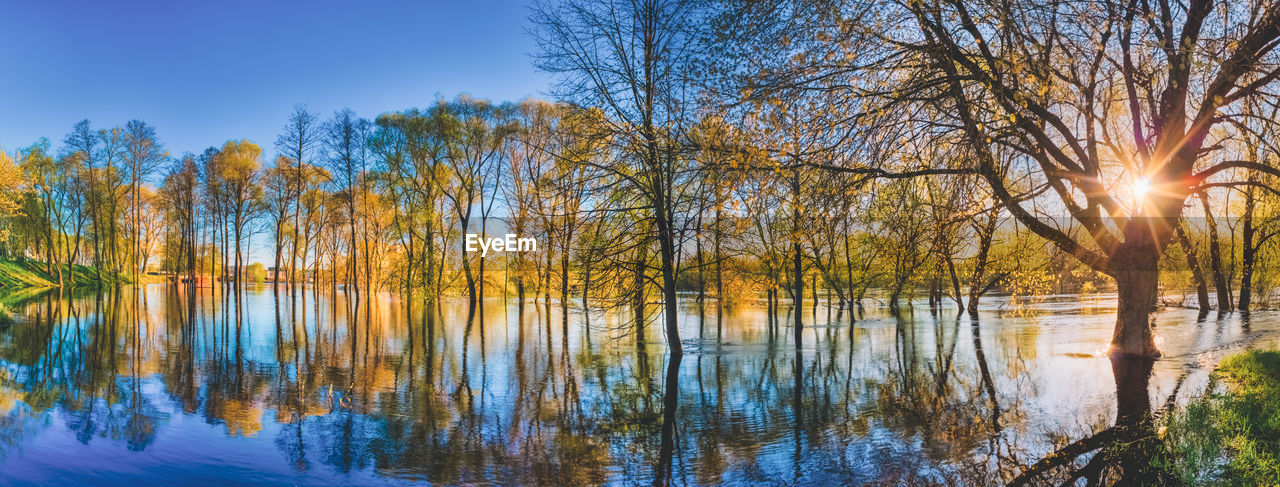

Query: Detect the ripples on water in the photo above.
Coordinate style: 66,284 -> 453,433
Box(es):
0,286 -> 1276,485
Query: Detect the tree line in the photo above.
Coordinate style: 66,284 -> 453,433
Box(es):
2,0 -> 1280,358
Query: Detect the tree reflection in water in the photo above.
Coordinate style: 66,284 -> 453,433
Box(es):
0,287 -> 1274,484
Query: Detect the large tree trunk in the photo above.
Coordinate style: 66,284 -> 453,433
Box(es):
1110,241 -> 1161,357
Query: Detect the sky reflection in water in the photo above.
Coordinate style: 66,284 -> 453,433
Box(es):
0,286 -> 1276,485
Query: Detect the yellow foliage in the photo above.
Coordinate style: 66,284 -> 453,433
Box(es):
0,149 -> 31,243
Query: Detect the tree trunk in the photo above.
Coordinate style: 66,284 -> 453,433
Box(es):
406,224 -> 415,294
1240,184 -> 1256,311
843,233 -> 855,311
424,223 -> 436,300
479,220 -> 490,306
1199,193 -> 1232,311
46,209 -> 63,288
349,213 -> 359,298
946,256 -> 962,309
658,223 -> 682,356
560,251 -> 570,311
363,191 -> 373,298
234,223 -> 242,289
967,214 -> 997,317
544,246 -> 553,305
581,263 -> 591,311
695,210 -> 705,304
1174,222 -> 1210,312
791,172 -> 803,335
290,170 -> 302,293
273,225 -> 284,288
1110,241 -> 1160,357
462,244 -> 477,306
633,245 -> 647,340
517,272 -> 525,304
133,178 -> 141,283
811,273 -> 817,313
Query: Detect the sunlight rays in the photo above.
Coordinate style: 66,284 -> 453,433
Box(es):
1132,178 -> 1150,203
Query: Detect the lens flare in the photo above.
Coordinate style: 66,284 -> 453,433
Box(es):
1133,178 -> 1151,202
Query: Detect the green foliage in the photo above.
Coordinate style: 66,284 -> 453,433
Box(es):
1156,350 -> 1280,485
0,259 -> 126,292
245,263 -> 267,284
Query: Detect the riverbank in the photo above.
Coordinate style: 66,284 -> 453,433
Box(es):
1157,349 -> 1280,484
0,259 -> 128,292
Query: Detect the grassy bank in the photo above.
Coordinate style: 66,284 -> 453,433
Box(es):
1157,350 -> 1280,484
0,259 -> 126,292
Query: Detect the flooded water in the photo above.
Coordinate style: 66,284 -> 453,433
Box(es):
0,286 -> 1277,485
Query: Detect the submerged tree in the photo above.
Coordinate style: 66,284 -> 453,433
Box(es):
323,109 -> 372,297
214,140 -> 264,288
717,0 -> 1280,357
122,120 -> 168,281
533,0 -> 701,355
276,105 -> 322,290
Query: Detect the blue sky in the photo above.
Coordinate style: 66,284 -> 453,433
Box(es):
0,0 -> 551,165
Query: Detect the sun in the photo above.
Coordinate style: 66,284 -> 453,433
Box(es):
1133,178 -> 1151,202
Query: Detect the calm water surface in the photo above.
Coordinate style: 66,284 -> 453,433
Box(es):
1,286 -> 1277,485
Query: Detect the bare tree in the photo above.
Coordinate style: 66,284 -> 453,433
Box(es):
324,109 -> 372,297
276,105 -> 322,292
533,0 -> 701,355
122,120 -> 168,281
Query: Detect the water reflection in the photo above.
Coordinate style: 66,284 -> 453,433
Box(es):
0,287 -> 1277,484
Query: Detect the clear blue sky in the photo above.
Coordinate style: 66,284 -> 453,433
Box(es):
0,0 -> 550,162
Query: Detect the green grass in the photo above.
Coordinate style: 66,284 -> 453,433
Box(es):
0,259 -> 126,292
1156,350 -> 1280,485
